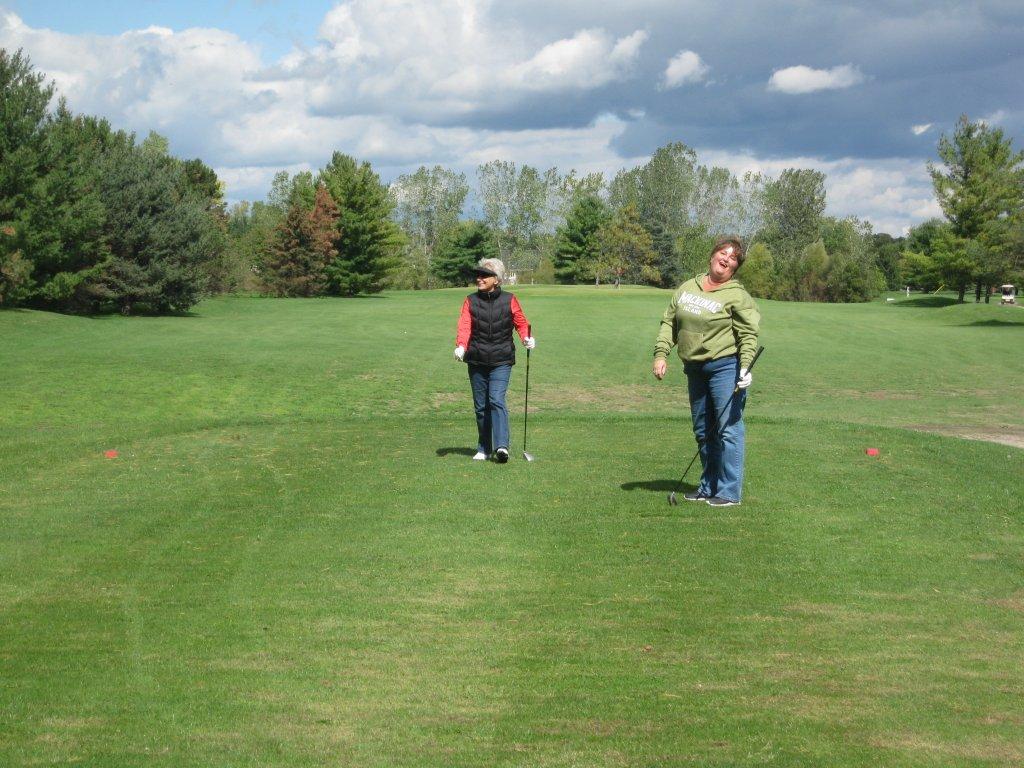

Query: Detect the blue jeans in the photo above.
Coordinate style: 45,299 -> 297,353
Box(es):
684,355 -> 746,502
468,364 -> 512,454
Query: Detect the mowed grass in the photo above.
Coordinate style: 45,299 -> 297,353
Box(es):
1,288 -> 1022,767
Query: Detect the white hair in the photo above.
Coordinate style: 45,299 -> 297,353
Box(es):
477,258 -> 506,284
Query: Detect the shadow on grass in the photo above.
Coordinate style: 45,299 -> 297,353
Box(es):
958,318 -> 1024,327
436,447 -> 477,457
621,480 -> 697,493
2,305 -> 201,319
891,295 -> 959,308
82,309 -> 201,320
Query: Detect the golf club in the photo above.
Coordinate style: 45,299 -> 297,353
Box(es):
522,323 -> 535,461
668,345 -> 764,505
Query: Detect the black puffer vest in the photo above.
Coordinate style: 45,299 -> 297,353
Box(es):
465,288 -> 516,367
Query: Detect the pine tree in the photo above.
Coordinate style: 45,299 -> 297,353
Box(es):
28,106 -> 114,305
263,185 -> 339,297
1,48 -> 54,300
553,194 -> 608,283
86,139 -> 222,314
431,220 -> 497,286
318,153 -> 403,296
929,115 -> 1024,302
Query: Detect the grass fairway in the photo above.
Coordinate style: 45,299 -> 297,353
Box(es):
2,287 -> 1022,767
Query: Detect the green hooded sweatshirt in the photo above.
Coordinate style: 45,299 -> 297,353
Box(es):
653,274 -> 760,370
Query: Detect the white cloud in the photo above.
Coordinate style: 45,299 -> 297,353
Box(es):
662,50 -> 709,89
767,64 -> 865,94
0,11 -> 265,151
289,0 -> 646,119
911,123 -> 933,135
501,29 -> 647,92
1,8 -> 946,233
979,109 -> 1007,126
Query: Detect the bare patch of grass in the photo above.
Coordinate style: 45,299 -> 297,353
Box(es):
988,591 -> 1024,613
868,732 -> 1024,763
909,424 -> 1024,449
531,385 -> 669,412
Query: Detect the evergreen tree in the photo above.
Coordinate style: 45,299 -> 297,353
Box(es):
431,220 -> 497,286
929,115 -> 1024,302
85,140 -> 222,314
553,194 -> 608,283
0,48 -> 53,301
28,106 -> 116,304
318,153 -> 403,296
0,226 -> 30,305
263,185 -> 338,297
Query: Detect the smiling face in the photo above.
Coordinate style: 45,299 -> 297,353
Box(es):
474,273 -> 499,291
708,243 -> 739,283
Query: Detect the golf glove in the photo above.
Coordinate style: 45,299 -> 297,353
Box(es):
737,367 -> 752,389
454,345 -> 465,361
524,336 -> 536,350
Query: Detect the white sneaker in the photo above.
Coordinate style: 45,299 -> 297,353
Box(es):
472,451 -> 487,460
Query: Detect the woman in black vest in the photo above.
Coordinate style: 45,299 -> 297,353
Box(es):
454,259 -> 535,462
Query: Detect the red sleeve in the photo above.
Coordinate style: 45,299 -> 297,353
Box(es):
456,297 -> 472,348
510,295 -> 530,342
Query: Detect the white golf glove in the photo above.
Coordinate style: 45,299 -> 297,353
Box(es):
524,336 -> 536,350
737,367 -> 752,389
454,345 -> 465,361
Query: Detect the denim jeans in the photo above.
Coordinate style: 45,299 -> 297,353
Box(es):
468,364 -> 512,453
684,355 -> 746,502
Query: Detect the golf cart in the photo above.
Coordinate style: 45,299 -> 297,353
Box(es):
1001,284 -> 1016,305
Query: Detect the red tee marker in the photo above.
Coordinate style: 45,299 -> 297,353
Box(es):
865,448 -> 880,457
104,450 -> 119,459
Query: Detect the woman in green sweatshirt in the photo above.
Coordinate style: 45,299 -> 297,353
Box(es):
652,237 -> 760,506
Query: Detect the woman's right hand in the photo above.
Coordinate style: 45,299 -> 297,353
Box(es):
652,358 -> 667,380
454,346 -> 466,361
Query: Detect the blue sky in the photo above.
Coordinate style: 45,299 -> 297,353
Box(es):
5,0 -> 333,58
3,1 -> 1022,234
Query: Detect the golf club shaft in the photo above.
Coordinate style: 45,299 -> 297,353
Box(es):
523,323 -> 531,454
670,346 -> 764,497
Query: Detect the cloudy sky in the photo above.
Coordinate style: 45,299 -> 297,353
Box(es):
3,0 -> 1022,234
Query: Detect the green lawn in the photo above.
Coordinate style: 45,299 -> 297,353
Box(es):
1,288 -> 1022,766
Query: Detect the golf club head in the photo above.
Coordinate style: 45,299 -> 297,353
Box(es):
522,451 -> 535,462
668,491 -> 678,506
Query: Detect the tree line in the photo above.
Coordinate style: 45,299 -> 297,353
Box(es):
236,147 -> 896,303
1,49 -> 229,313
3,48 -> 1021,313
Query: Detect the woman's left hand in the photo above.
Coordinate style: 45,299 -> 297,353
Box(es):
524,336 -> 536,350
737,367 -> 752,389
